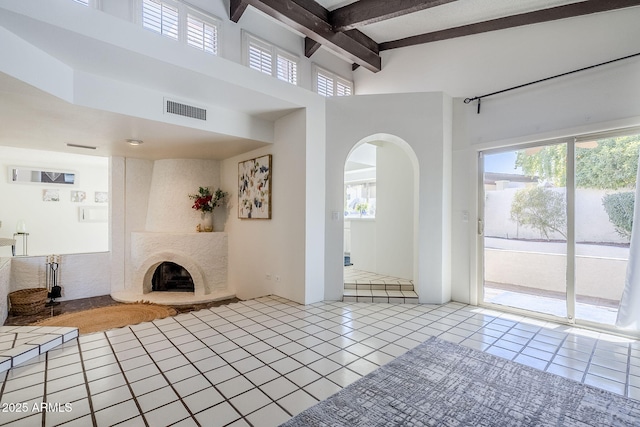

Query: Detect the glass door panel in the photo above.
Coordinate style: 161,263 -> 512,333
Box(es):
574,133 -> 639,325
482,144 -> 568,318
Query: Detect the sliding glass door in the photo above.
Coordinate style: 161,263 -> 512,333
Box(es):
481,144 -> 568,319
574,133 -> 638,325
480,130 -> 639,327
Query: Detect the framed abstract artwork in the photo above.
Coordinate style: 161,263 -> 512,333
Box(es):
238,154 -> 271,219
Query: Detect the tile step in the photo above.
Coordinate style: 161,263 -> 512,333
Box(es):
0,326 -> 78,373
342,295 -> 419,304
344,282 -> 414,292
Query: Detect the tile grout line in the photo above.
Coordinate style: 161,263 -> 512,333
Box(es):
625,343 -> 632,398
76,334 -> 101,427
120,325 -> 198,426
194,303 -> 315,423
579,337 -> 599,385
155,309 -> 262,425
103,328 -> 151,427
171,308 -> 303,422
41,350 -> 49,427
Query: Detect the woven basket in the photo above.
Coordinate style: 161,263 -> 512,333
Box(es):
9,288 -> 48,316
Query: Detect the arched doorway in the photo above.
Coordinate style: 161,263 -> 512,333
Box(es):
342,134 -> 420,303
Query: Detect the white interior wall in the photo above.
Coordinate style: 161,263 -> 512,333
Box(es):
0,146 -> 109,256
221,109 -> 307,303
123,158 -> 154,292
0,260 -> 10,322
376,142 -> 414,279
350,220 -> 376,272
9,253 -> 111,301
325,93 -> 452,303
145,159 -> 221,233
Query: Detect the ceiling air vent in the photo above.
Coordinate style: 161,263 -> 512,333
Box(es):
164,98 -> 207,121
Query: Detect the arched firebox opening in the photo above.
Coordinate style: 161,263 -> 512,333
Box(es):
152,262 -> 195,292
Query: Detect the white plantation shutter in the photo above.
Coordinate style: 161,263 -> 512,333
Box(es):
73,0 -> 89,5
277,55 -> 297,85
187,14 -> 218,55
248,41 -> 272,75
313,65 -> 353,97
336,80 -> 352,96
143,0 -> 179,40
316,72 -> 333,97
243,32 -> 298,85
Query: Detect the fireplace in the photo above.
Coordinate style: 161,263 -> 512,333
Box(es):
152,262 -> 194,292
111,231 -> 230,304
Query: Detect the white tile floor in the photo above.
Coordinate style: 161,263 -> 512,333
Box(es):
0,326 -> 78,373
1,295 -> 639,426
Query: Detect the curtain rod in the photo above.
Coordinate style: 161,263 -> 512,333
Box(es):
464,52 -> 640,114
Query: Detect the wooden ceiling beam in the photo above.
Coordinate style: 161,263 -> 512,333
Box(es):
304,37 -> 321,58
230,0 -> 249,23
380,0 -> 640,50
230,0 -> 381,72
331,0 -> 459,32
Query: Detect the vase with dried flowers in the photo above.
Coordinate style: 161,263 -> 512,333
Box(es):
188,187 -> 228,232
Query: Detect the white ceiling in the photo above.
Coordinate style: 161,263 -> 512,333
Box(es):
0,72 -> 269,160
315,0 -> 586,43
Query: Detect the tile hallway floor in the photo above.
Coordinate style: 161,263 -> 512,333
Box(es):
1,295 -> 639,426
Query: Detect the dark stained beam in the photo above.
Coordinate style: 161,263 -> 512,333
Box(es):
380,0 -> 640,50
331,0 -> 459,32
232,0 -> 381,72
230,0 -> 249,22
304,37 -> 321,57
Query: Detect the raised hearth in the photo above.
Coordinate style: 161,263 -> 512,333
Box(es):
111,232 -> 234,305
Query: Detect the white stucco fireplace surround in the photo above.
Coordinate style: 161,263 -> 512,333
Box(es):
111,231 -> 232,305
110,158 -> 236,305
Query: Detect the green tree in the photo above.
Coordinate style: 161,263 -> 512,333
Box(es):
602,192 -> 635,240
575,136 -> 640,189
515,135 -> 640,190
515,136 -> 639,241
510,186 -> 567,240
515,144 -> 567,187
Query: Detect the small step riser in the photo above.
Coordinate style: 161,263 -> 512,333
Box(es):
343,296 -> 418,304
344,283 -> 414,292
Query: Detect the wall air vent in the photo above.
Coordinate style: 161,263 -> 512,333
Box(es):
164,98 -> 207,121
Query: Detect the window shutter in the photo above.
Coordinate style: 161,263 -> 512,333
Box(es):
248,42 -> 272,75
277,55 -> 297,85
142,0 -> 179,40
336,80 -> 352,97
73,0 -> 89,6
187,15 -> 218,55
316,72 -> 333,97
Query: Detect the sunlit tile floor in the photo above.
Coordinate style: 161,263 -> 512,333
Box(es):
1,295 -> 639,426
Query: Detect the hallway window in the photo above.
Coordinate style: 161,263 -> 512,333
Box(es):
313,64 -> 353,97
243,32 -> 298,85
142,0 -> 179,40
140,0 -> 221,55
187,11 -> 219,55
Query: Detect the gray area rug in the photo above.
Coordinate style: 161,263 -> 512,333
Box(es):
282,336 -> 640,426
